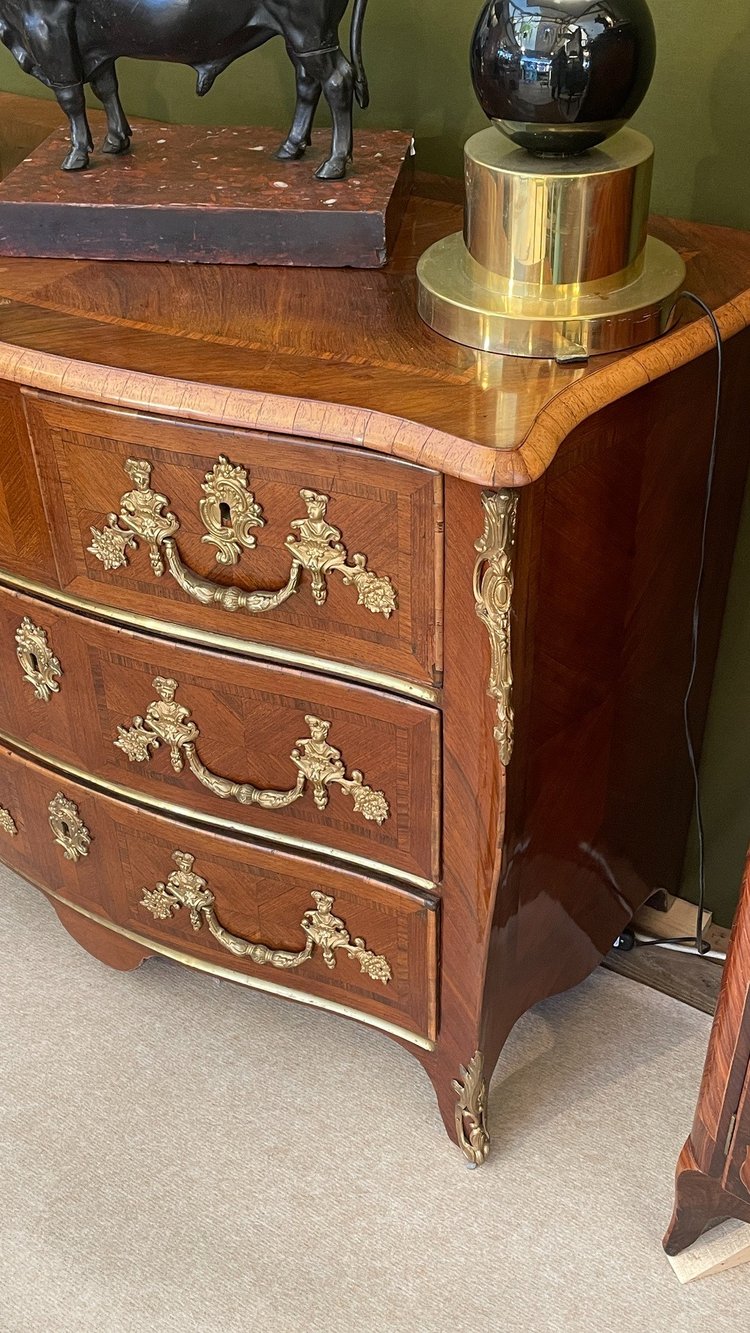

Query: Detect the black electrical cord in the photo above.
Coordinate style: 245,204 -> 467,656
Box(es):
631,292 -> 724,958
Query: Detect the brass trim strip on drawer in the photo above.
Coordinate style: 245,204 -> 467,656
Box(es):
0,569 -> 439,704
0,728 -> 437,893
39,885 -> 436,1052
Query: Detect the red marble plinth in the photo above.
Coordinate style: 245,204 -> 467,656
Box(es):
0,120 -> 415,268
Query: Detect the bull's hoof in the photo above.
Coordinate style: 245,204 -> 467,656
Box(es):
61,148 -> 90,172
276,139 -> 307,162
102,133 -> 131,156
315,158 -> 347,181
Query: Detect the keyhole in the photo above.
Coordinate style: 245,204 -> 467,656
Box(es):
61,820 -> 69,839
219,501 -> 231,528
29,652 -> 39,675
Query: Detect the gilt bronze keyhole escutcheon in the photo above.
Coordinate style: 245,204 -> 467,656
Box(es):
48,793 -> 91,861
15,618 -> 63,702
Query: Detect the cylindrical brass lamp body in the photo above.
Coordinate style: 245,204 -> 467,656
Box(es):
464,129 -> 653,291
417,128 -> 685,361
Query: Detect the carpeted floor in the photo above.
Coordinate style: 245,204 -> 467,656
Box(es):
2,867 -> 749,1333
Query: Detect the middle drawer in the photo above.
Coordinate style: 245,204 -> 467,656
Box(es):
0,584 -> 440,885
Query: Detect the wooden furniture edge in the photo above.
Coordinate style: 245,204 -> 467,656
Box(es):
0,288 -> 748,486
517,293 -> 750,479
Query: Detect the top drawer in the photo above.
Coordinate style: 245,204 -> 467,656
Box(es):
23,393 -> 443,689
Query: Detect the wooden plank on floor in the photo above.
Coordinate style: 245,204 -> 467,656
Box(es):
603,924 -> 730,1016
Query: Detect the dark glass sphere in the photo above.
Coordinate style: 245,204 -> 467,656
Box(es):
470,0 -> 656,156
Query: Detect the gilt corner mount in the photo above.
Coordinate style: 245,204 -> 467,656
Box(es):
474,489 -> 518,767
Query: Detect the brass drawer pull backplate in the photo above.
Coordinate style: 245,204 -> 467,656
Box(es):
140,850 -> 393,983
88,457 -> 397,618
115,676 -> 390,825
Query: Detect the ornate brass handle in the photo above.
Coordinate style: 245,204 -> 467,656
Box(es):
88,457 -> 397,618
140,850 -> 393,983
115,676 -> 390,825
15,618 -> 63,702
0,806 -> 17,836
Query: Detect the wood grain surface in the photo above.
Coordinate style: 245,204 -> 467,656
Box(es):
0,122 -> 414,267
665,851 -> 750,1252
0,95 -> 748,487
23,390 -> 444,686
1,92 -> 750,1159
0,740 -> 438,1042
0,582 -> 441,884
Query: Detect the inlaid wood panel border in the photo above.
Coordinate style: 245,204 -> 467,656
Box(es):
0,292 -> 745,489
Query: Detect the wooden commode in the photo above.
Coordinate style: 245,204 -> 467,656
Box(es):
2,93 -> 750,1164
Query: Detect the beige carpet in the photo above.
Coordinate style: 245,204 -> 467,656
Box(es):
2,867 -> 749,1333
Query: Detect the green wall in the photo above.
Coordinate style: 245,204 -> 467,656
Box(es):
0,1 -> 749,922
1,0 -> 749,225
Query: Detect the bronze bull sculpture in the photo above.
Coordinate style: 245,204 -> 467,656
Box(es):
0,0 -> 370,179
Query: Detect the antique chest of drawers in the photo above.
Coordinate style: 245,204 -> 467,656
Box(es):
2,94 -> 750,1164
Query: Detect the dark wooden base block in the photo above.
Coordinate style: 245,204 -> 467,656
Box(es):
0,121 -> 415,267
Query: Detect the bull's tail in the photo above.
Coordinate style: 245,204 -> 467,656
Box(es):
350,0 -> 370,109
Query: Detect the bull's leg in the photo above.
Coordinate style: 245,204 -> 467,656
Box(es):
318,50 -> 355,180
276,68 -> 321,162
54,83 -> 94,171
90,62 -> 131,155
290,48 -> 353,180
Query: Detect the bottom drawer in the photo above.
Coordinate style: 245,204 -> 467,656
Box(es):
0,743 -> 438,1047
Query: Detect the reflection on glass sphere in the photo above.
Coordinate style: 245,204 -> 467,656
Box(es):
471,0 -> 656,156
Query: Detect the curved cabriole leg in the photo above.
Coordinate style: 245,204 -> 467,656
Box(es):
418,1043 -> 493,1167
663,1142 -> 750,1255
46,896 -> 154,972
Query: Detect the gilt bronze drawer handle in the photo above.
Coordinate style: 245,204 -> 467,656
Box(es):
140,850 -> 393,983
88,457 -> 397,618
15,617 -> 63,702
48,792 -> 91,861
473,490 -> 518,767
115,676 -> 390,825
0,806 -> 17,835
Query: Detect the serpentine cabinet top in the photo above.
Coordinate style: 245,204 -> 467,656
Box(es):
0,92 -> 749,487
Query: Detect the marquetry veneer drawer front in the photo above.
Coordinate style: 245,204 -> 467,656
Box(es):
0,584 -> 440,884
23,391 -> 443,687
0,744 -> 438,1045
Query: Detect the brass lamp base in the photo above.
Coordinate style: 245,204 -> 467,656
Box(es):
417,231 -> 685,362
417,127 -> 685,361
